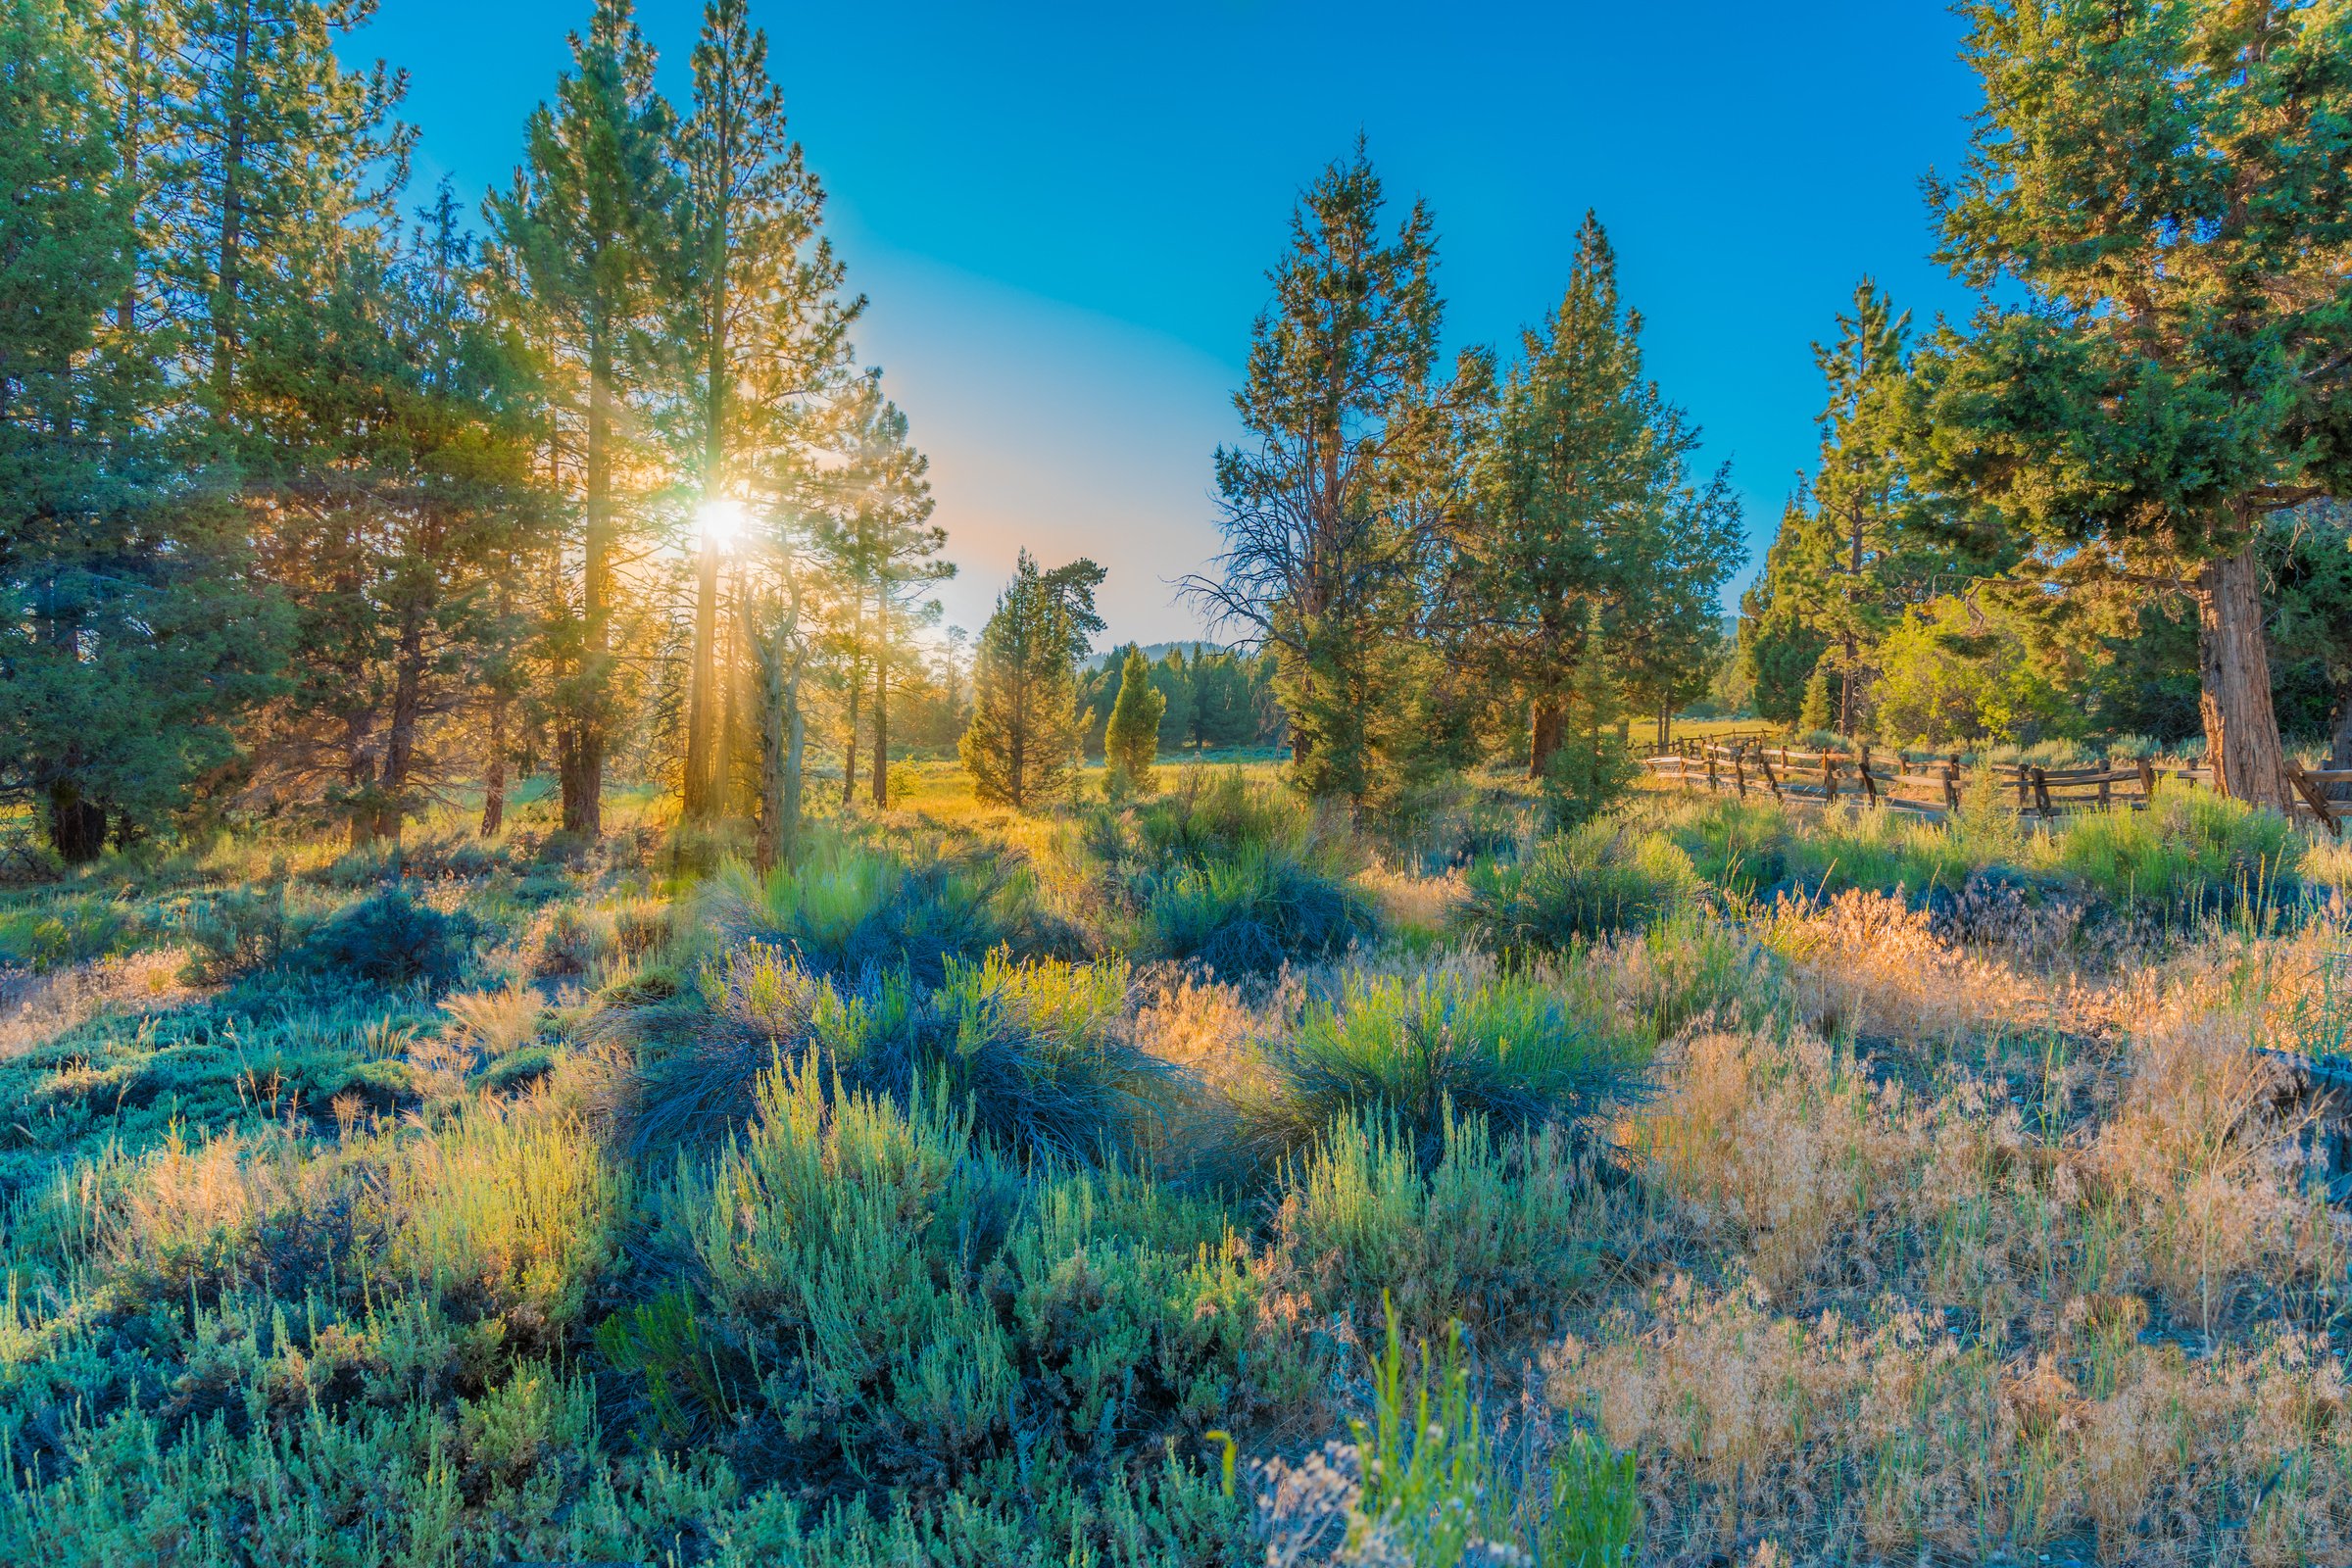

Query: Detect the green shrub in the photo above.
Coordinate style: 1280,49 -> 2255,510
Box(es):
1541,1429 -> 1644,1567
699,839 -> 1040,986
1272,1106 -> 1598,1335
1349,1304 -> 1500,1567
0,896 -> 135,972
2054,788 -> 2298,909
304,888 -> 473,988
1143,844 -> 1375,975
594,1290 -> 730,1441
1250,970 -> 1643,1165
176,882 -> 294,982
637,945 -> 1166,1163
1459,825 -> 1700,956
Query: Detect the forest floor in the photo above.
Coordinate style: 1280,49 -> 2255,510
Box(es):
1,760 -> 2350,1565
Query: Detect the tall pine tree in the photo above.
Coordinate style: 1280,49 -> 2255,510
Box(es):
487,0 -> 678,836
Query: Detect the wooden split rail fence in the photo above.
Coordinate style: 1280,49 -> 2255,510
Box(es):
1642,738 -> 2352,836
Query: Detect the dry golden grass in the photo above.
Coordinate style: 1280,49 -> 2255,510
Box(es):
0,947 -> 195,1057
1544,896 -> 2352,1565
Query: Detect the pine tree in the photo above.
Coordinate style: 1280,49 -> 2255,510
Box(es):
1915,0 -> 2352,808
240,182 -> 548,844
959,552 -> 1092,808
486,0 -> 679,836
0,0 -> 276,858
1749,282 -> 1990,741
1465,214 -> 1740,773
1182,143 -> 1484,810
1542,605 -> 1632,828
1150,648 -> 1194,754
810,374 -> 947,809
673,0 -> 854,820
169,0 -> 412,425
1104,645 -> 1165,789
1796,661 -> 1834,735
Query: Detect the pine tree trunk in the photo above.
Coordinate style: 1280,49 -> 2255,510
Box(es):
1528,701 -> 1563,779
378,597 -> 427,843
480,692 -> 508,838
1838,631 -> 1859,737
566,327 -> 612,837
2195,541 -> 2289,810
870,600 -> 890,808
47,782 -> 107,865
682,538 -> 720,819
755,620 -> 788,872
714,563 -> 741,815
842,594 -> 864,807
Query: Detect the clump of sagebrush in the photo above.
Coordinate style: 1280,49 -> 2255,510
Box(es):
175,879 -> 298,982
1273,1107 -> 1602,1338
0,892 -> 140,973
631,943 -> 1169,1163
1093,770 -> 1375,975
1243,968 -> 1645,1168
639,1054 -> 1283,1534
697,835 -> 1059,986
1458,823 -> 1699,956
2054,786 -> 2301,912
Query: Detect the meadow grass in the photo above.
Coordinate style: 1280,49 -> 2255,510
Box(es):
1,766 -> 2349,1563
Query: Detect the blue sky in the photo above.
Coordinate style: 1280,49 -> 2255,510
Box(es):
351,1 -> 1984,645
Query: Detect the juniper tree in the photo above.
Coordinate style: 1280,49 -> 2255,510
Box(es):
1104,645 -> 1165,789
1182,143 -> 1485,810
1464,214 -> 1740,771
1914,0 -> 2352,808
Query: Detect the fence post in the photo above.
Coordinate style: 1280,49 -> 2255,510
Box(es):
2137,757 -> 2156,804
1858,742 -> 1879,807
1734,749 -> 1747,800
1823,754 -> 1838,804
1942,759 -> 1960,813
2096,756 -> 2110,809
2013,764 -> 2032,812
1705,750 -> 1718,794
1759,749 -> 1781,802
2031,766 -> 2052,819
2288,761 -> 2342,840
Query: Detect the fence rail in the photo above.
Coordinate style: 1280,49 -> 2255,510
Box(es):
1642,739 -> 2351,836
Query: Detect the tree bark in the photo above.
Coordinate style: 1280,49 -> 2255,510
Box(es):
870,598 -> 890,808
683,537 -> 721,819
480,691 -> 508,838
714,562 -> 742,815
564,325 -> 612,837
1527,700 -> 1563,780
2195,541 -> 2289,810
753,593 -> 805,871
841,590 -> 864,807
378,595 -> 427,843
47,782 -> 107,865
